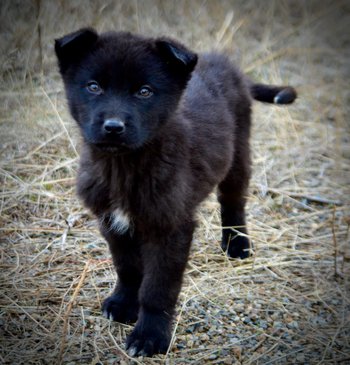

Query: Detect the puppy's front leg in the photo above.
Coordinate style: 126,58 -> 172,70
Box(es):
100,216 -> 142,324
126,222 -> 194,357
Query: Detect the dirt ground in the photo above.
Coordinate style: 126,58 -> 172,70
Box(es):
0,1 -> 349,364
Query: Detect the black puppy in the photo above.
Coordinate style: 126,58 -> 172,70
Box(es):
55,28 -> 296,357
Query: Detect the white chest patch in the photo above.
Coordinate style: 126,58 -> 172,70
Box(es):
109,208 -> 130,234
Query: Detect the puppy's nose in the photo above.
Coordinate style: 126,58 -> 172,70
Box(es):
103,119 -> 126,134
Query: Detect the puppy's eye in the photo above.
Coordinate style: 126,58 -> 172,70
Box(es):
86,81 -> 102,94
137,86 -> 153,98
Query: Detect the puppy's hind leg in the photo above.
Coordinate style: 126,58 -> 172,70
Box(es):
218,142 -> 252,259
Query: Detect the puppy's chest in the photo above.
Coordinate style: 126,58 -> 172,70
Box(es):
107,207 -> 131,234
103,173 -> 180,234
81,155 -> 182,231
96,174 -> 158,233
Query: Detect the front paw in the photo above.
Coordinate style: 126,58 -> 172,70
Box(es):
126,326 -> 171,357
125,311 -> 172,357
102,292 -> 139,324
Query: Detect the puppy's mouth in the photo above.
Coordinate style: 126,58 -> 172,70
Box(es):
91,141 -> 142,155
94,143 -> 128,153
85,134 -> 144,154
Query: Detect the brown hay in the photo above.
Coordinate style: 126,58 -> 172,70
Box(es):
1,0 -> 349,364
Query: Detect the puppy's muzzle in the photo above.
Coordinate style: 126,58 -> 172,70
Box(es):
103,118 -> 126,135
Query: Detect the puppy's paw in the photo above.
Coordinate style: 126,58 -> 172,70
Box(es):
102,292 -> 139,324
126,326 -> 170,357
222,234 -> 252,259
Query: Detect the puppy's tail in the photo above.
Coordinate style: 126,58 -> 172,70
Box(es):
249,83 -> 297,105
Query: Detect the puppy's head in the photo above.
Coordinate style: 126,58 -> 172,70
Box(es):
55,28 -> 197,153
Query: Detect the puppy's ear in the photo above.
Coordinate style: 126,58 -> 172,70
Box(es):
55,28 -> 98,74
155,38 -> 198,74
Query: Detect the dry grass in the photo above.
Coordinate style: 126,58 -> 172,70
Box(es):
1,1 -> 349,364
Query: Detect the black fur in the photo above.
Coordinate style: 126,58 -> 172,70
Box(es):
55,28 -> 297,357
249,83 -> 297,104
